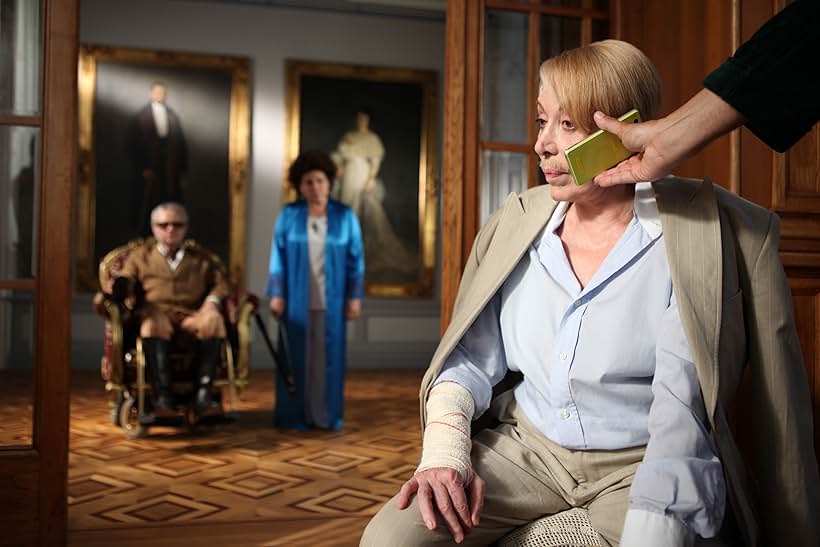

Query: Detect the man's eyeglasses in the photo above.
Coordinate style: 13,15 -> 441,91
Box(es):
153,221 -> 186,230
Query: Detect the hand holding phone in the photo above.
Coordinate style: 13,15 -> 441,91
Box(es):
565,109 -> 641,185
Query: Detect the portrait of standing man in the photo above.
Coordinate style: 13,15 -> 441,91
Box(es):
126,82 -> 189,235
76,46 -> 249,293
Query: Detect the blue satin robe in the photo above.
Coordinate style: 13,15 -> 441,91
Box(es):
266,199 -> 365,430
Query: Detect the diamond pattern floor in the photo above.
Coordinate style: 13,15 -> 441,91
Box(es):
67,368 -> 424,546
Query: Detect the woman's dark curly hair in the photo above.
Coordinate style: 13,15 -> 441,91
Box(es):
287,149 -> 337,191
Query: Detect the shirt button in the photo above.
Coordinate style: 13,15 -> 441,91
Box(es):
559,351 -> 567,360
561,408 -> 570,419
574,300 -> 582,307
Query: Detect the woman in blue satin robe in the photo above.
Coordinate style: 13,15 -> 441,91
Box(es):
266,150 -> 365,431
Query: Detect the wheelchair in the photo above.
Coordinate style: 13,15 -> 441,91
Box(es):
93,237 -> 258,438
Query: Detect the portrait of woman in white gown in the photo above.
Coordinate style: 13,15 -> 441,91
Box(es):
332,109 -> 418,281
288,61 -> 438,297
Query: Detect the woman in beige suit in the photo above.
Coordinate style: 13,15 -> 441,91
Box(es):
362,40 -> 819,547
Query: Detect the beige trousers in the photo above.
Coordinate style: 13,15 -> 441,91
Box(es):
361,390 -> 645,547
138,303 -> 226,340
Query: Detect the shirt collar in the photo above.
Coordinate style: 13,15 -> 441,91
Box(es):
545,182 -> 662,240
156,242 -> 183,259
633,182 -> 662,239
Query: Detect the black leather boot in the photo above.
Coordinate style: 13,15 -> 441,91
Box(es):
142,337 -> 176,416
195,338 -> 223,417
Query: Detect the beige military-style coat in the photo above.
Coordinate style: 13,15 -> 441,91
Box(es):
119,239 -> 229,317
420,177 -> 820,547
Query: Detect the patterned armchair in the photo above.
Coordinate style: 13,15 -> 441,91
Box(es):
92,237 -> 258,437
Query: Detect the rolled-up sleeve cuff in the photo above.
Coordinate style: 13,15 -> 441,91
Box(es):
620,509 -> 694,547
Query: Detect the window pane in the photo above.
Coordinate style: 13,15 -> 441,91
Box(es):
483,10 -> 529,144
480,150 -> 528,225
592,18 -> 610,41
0,126 -> 39,279
0,288 -> 34,447
539,15 -> 582,61
0,0 -> 42,116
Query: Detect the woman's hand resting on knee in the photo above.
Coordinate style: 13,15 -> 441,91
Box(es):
396,466 -> 485,544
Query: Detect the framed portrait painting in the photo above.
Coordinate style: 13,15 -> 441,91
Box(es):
76,45 -> 250,291
285,60 -> 438,298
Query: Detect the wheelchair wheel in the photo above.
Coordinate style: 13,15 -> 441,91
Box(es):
119,395 -> 148,439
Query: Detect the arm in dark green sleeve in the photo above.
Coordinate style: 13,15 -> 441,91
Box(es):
703,0 -> 820,152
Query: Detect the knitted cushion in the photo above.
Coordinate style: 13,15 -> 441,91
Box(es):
497,508 -> 604,547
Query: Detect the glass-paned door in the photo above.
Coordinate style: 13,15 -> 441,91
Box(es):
480,0 -> 611,225
0,0 -> 42,448
0,0 -> 76,544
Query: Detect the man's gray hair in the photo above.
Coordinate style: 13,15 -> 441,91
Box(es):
151,202 -> 188,224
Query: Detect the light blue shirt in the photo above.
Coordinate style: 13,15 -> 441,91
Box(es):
437,183 -> 725,541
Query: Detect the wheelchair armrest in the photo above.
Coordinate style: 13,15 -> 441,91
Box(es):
223,291 -> 259,324
93,288 -> 136,387
92,291 -> 127,320
92,291 -> 107,317
95,294 -> 127,386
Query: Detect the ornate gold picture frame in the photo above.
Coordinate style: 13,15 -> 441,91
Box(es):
285,60 -> 438,298
76,45 -> 250,291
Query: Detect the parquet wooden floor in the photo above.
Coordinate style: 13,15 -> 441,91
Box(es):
0,371 -> 34,446
66,368 -> 424,546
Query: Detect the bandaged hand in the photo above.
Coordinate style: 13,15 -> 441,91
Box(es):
396,382 -> 484,544
417,381 -> 475,482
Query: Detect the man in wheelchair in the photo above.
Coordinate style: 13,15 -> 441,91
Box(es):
113,202 -> 229,419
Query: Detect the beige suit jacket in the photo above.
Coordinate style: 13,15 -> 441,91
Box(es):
420,177 -> 820,546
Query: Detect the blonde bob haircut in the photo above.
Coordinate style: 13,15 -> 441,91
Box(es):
539,39 -> 661,135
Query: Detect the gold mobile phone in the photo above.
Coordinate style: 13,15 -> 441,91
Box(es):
565,109 -> 641,185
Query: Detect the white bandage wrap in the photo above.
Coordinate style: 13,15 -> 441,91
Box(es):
416,381 -> 476,484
